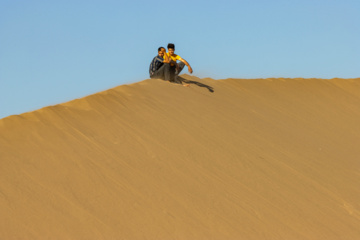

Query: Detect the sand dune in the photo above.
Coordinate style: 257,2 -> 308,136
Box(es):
1,75 -> 360,239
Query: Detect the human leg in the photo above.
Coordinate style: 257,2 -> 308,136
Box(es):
152,63 -> 178,82
173,62 -> 189,86
175,62 -> 185,75
164,64 -> 176,82
151,64 -> 166,79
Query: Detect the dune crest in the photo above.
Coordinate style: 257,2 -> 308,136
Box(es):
1,76 -> 360,239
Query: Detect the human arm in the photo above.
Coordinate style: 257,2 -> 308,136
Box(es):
179,58 -> 193,74
162,48 -> 170,63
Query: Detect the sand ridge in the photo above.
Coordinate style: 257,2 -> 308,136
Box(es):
1,76 -> 360,239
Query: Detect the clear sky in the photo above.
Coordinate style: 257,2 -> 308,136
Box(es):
1,0 -> 359,119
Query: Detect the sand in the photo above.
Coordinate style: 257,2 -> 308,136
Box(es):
1,76 -> 359,239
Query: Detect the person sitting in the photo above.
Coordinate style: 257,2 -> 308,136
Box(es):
149,44 -> 192,86
149,47 -> 169,79
163,43 -> 193,83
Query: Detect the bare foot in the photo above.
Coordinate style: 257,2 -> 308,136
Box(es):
182,84 -> 190,87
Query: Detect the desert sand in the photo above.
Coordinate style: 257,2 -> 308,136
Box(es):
1,75 -> 360,239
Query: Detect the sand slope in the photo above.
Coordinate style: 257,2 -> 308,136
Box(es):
1,76 -> 360,239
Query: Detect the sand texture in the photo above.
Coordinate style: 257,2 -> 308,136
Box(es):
1,76 -> 360,239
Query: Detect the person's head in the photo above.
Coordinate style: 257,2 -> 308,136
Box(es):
167,43 -> 175,55
158,47 -> 165,57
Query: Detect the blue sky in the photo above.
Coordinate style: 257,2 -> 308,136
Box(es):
1,0 -> 359,119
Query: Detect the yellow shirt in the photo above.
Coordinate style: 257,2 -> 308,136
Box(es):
164,53 -> 182,66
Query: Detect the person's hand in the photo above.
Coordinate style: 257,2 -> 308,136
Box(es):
188,66 -> 193,74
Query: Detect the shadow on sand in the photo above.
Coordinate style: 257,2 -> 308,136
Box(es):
176,76 -> 214,93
